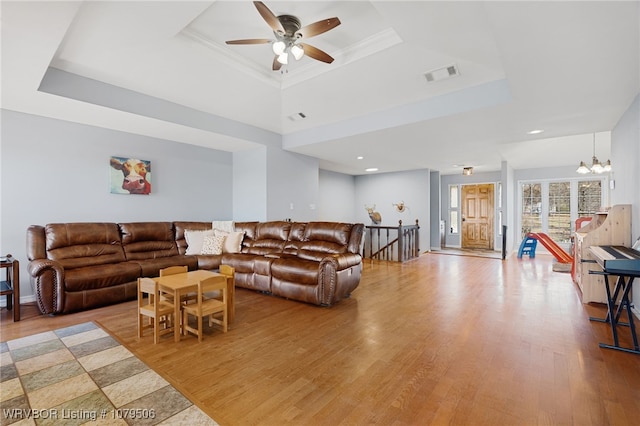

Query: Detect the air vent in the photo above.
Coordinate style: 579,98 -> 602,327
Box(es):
288,112 -> 307,121
424,64 -> 460,82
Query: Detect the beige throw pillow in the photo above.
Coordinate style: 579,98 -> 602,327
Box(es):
201,234 -> 225,255
214,230 -> 245,253
185,229 -> 214,255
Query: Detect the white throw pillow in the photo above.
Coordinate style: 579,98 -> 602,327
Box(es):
212,220 -> 235,233
185,229 -> 214,255
201,234 -> 225,255
215,230 -> 245,253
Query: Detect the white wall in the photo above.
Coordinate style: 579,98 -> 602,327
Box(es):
354,169 -> 430,254
430,170 -> 442,249
233,147 -> 267,221
0,110 -> 233,300
266,147 -> 319,222
502,161 -> 516,255
610,94 -> 640,316
318,170 -> 356,222
610,94 -> 640,239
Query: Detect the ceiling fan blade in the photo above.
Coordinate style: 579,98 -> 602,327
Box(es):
254,1 -> 285,34
226,39 -> 272,45
299,43 -> 334,64
295,17 -> 341,39
272,56 -> 282,71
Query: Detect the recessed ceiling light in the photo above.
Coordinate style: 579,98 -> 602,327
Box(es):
365,168 -> 378,172
357,156 -> 364,160
527,129 -> 544,135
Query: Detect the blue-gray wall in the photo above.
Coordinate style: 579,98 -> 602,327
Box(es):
2,93 -> 639,307
354,169 -> 431,254
610,94 -> 640,314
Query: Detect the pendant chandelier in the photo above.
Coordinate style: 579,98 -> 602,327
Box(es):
576,133 -> 611,174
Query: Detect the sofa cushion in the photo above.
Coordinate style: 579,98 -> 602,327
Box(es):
202,234 -> 224,255
303,222 -> 353,247
215,230 -> 245,253
246,221 -> 291,255
45,223 -> 126,269
193,254 -> 223,270
131,256 -> 198,277
233,222 -> 259,252
270,257 -> 320,285
64,261 -> 141,292
184,229 -> 215,255
173,221 -> 212,255
119,222 -> 179,260
283,222 -> 307,255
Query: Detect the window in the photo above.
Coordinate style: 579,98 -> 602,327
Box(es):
449,185 -> 459,234
578,180 -> 602,217
548,182 -> 571,243
521,183 -> 542,237
519,178 -> 605,245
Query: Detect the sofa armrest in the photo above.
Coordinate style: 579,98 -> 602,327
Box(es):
320,253 -> 362,270
28,259 -> 65,315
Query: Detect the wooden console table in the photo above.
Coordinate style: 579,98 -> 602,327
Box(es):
1,254 -> 20,322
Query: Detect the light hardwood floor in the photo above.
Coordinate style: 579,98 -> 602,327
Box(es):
2,254 -> 639,425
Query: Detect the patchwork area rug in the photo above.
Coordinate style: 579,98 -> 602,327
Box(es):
0,322 -> 217,425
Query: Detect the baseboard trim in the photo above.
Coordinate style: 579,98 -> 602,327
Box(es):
0,294 -> 36,308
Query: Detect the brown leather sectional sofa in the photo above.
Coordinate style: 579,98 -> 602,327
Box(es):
26,220 -> 364,314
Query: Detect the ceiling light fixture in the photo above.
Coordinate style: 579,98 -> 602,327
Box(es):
290,44 -> 304,60
527,129 -> 544,135
462,166 -> 473,176
365,168 -> 378,172
226,3 -> 340,72
277,52 -> 289,65
577,133 -> 611,174
272,40 -> 286,56
274,40 -> 305,65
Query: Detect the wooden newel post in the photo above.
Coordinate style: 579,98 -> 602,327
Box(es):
398,220 -> 404,263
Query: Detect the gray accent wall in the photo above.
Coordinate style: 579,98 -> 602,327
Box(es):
610,94 -> 640,314
266,147 -> 319,222
354,169 -> 431,255
233,147 -> 267,222
318,170 -> 356,223
1,110 -> 233,300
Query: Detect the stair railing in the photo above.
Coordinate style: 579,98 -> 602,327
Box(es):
363,220 -> 420,262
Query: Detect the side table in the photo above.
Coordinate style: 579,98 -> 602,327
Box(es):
0,254 -> 20,321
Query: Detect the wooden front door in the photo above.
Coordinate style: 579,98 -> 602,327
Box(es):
461,184 -> 494,250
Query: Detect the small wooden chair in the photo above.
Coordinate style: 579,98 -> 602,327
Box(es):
159,265 -> 188,277
182,276 -> 228,342
159,265 -> 195,304
137,277 -> 175,344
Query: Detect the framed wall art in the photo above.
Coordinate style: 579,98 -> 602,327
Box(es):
109,156 -> 152,195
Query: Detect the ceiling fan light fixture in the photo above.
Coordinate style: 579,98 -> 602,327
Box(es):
272,40 -> 286,55
277,52 -> 289,65
291,44 -> 304,60
225,2 -> 340,70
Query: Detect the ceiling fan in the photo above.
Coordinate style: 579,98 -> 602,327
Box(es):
225,1 -> 341,71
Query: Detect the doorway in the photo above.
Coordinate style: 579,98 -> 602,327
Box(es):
461,183 -> 494,250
